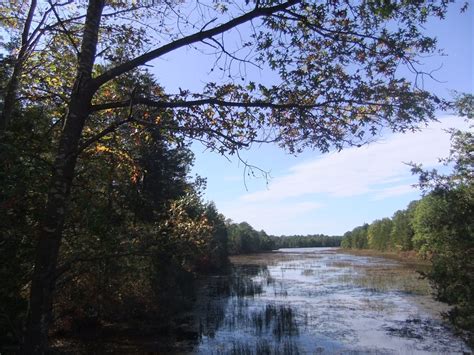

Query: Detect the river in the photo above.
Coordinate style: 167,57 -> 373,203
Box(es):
185,247 -> 470,354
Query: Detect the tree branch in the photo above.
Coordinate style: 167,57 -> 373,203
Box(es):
131,116 -> 251,149
90,95 -> 400,112
76,117 -> 131,155
48,0 -> 80,55
91,0 -> 301,89
77,88 -> 138,154
90,96 -> 331,111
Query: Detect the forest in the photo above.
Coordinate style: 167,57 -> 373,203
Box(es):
341,99 -> 473,344
0,0 -> 469,352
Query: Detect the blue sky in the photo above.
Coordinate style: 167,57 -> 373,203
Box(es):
154,3 -> 473,236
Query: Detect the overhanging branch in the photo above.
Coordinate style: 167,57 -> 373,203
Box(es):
90,96 -> 328,111
90,96 -> 398,112
91,0 -> 301,89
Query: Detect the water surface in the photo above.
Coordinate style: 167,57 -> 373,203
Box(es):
190,247 -> 470,354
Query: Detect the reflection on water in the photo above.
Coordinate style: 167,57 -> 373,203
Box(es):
191,248 -> 471,354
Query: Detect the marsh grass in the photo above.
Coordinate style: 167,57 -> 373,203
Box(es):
352,265 -> 432,295
212,338 -> 300,355
301,269 -> 314,276
329,250 -> 432,295
334,273 -> 356,287
327,261 -> 354,268
360,298 -> 393,312
231,274 -> 263,298
249,304 -> 300,340
339,249 -> 430,268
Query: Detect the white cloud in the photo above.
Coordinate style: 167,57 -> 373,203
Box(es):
241,115 -> 468,203
372,184 -> 416,201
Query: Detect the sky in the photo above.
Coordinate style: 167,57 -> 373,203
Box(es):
155,2 -> 473,236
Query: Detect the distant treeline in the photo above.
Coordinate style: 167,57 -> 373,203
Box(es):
272,234 -> 342,248
227,221 -> 342,255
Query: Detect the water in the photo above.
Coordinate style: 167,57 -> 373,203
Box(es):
189,248 -> 471,354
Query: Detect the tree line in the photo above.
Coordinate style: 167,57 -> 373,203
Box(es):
227,222 -> 342,254
1,0 -> 457,352
272,234 -> 342,249
341,102 -> 473,345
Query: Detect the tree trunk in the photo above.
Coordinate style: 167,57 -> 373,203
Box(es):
22,1 -> 104,353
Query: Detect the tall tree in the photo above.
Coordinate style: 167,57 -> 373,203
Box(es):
2,0 -> 454,351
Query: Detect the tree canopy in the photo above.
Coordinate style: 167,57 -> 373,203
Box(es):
3,0 -> 449,150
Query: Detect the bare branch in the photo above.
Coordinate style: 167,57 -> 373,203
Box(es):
236,150 -> 271,191
48,0 -> 80,55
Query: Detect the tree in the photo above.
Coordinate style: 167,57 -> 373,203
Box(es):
228,221 -> 259,254
410,94 -> 473,342
413,188 -> 473,339
0,0 -> 455,351
390,201 -> 417,251
201,202 -> 229,272
368,218 -> 393,251
340,231 -> 352,249
351,224 -> 369,249
273,233 -> 342,248
0,0 -> 88,131
49,119 -> 217,335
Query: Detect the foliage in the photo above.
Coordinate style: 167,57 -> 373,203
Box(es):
200,203 -> 229,272
0,108 -> 53,344
390,201 -> 417,251
2,0 -> 451,152
227,222 -> 275,254
273,234 -> 342,248
367,218 -> 393,251
341,224 -> 369,249
0,73 -> 231,345
227,224 -> 342,254
52,122 -> 229,330
412,184 -> 473,340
